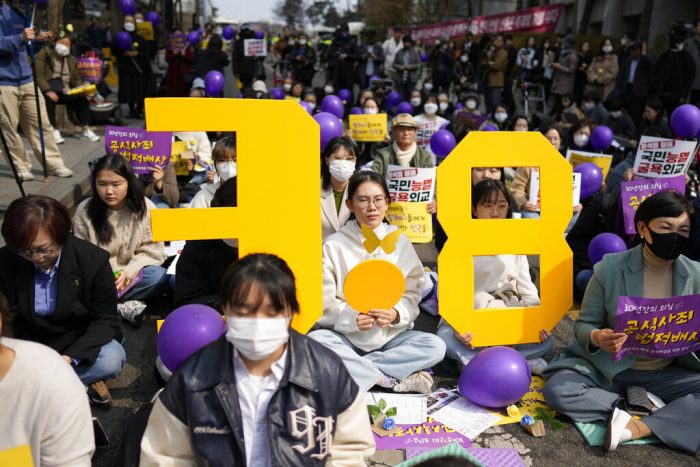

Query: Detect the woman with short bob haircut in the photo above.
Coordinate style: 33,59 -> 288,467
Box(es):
0,195 -> 124,404
141,253 -> 375,465
73,154 -> 167,323
544,190 -> 700,453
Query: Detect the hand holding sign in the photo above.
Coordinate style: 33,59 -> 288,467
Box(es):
592,328 -> 628,353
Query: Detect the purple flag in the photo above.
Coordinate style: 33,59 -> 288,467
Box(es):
613,295 -> 700,362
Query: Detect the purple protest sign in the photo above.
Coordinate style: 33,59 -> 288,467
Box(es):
451,110 -> 487,131
620,175 -> 686,234
373,418 -> 472,451
105,126 -> 172,176
116,268 -> 144,299
613,295 -> 700,362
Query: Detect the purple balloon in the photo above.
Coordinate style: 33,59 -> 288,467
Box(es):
145,11 -> 160,27
397,101 -> 413,114
157,304 -> 227,372
349,106 -> 363,115
385,90 -> 401,108
573,162 -> 603,199
420,53 -> 428,63
459,346 -> 531,408
320,95 -> 345,118
338,88 -> 352,103
300,101 -> 313,114
270,87 -> 285,100
114,31 -> 133,51
314,112 -> 344,152
670,104 -> 700,138
369,74 -> 381,83
222,25 -> 235,40
455,102 -> 463,111
119,0 -> 136,15
204,70 -> 225,96
188,30 -> 202,45
255,30 -> 265,39
482,123 -> 498,131
588,233 -> 627,265
430,129 -> 456,158
590,125 -> 613,151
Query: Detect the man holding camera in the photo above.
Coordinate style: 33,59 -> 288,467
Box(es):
0,0 -> 72,180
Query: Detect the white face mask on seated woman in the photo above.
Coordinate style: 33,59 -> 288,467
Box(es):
216,161 -> 237,182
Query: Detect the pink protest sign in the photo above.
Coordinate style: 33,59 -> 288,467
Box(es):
614,295 -> 700,362
620,175 -> 686,234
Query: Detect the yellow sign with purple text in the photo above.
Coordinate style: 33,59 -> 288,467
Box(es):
349,114 -> 388,142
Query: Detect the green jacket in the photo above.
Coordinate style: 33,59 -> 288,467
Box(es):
35,46 -> 81,94
543,245 -> 700,386
371,144 -> 434,179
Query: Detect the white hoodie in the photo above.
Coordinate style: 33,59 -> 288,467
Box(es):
318,220 -> 425,352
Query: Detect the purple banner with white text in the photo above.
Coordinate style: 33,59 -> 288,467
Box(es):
620,175 -> 686,235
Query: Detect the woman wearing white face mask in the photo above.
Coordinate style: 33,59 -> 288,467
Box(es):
36,30 -> 99,143
586,37 -> 619,102
302,89 -> 317,113
142,253 -> 375,465
191,136 -> 237,208
491,103 -> 509,130
112,15 -> 150,118
566,119 -> 592,151
321,137 -> 357,241
409,89 -> 422,110
413,95 -> 448,155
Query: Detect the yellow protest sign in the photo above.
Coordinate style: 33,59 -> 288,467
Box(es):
0,445 -> 33,466
386,201 -> 433,243
170,140 -> 191,176
137,21 -> 154,41
438,132 -> 572,347
145,98 -> 322,332
493,376 -> 549,425
344,259 -> 405,313
566,149 -> 613,180
349,114 -> 387,142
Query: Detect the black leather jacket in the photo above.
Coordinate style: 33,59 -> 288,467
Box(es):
158,330 -> 361,466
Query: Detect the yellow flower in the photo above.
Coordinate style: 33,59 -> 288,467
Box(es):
133,42 -> 139,49
66,24 -> 74,32
507,405 -> 520,418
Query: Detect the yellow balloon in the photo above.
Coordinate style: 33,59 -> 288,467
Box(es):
344,260 -> 406,313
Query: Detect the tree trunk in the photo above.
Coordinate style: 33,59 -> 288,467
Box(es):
47,0 -> 64,32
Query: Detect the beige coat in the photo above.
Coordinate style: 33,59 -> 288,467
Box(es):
586,53 -> 619,101
509,166 -> 534,209
321,182 -> 351,241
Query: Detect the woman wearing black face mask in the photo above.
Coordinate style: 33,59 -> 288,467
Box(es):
544,190 -> 700,455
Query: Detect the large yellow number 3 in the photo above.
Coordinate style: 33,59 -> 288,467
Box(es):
144,98 -> 322,333
437,132 -> 573,347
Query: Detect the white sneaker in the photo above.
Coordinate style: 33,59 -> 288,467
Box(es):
79,127 -> 100,142
117,300 -> 147,325
604,407 -> 632,452
527,357 -> 548,376
49,165 -> 73,177
18,171 -> 34,181
53,129 -> 65,144
393,371 -> 434,394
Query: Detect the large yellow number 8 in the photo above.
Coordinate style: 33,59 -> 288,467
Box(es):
437,132 -> 573,347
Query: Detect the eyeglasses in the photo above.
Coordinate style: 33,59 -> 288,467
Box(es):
16,247 -> 56,259
329,155 -> 356,162
354,196 -> 387,208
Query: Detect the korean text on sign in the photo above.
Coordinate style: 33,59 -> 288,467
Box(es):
613,295 -> 700,362
244,39 -> 267,57
386,202 -> 433,243
385,165 -> 436,203
105,126 -> 172,175
348,114 -> 387,142
632,136 -> 697,178
620,175 -> 686,234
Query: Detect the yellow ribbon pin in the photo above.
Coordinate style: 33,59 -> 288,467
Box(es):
361,224 -> 401,255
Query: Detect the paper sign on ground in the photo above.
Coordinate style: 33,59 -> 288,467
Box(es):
386,202 -> 433,243
372,418 -> 472,451
386,165 -> 436,203
565,149 -> 613,180
528,171 -> 581,210
429,393 -> 499,439
633,136 -> 697,178
349,114 -> 387,142
365,393 -> 427,425
493,376 -> 549,425
620,175 -> 686,234
244,38 -> 267,56
105,126 -> 172,175
613,295 -> 700,362
405,446 -> 524,467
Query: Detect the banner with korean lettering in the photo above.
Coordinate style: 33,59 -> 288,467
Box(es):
105,126 -> 172,175
632,136 -> 697,178
349,114 -> 387,142
244,39 -> 267,57
451,110 -> 487,131
386,165 -> 436,203
620,175 -> 686,235
565,149 -> 613,180
613,295 -> 700,362
386,202 -> 433,243
407,4 -> 564,43
168,33 -> 188,52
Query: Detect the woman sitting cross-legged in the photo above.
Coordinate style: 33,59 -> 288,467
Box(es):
309,171 -> 446,394
543,190 -> 700,453
437,180 -> 552,375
